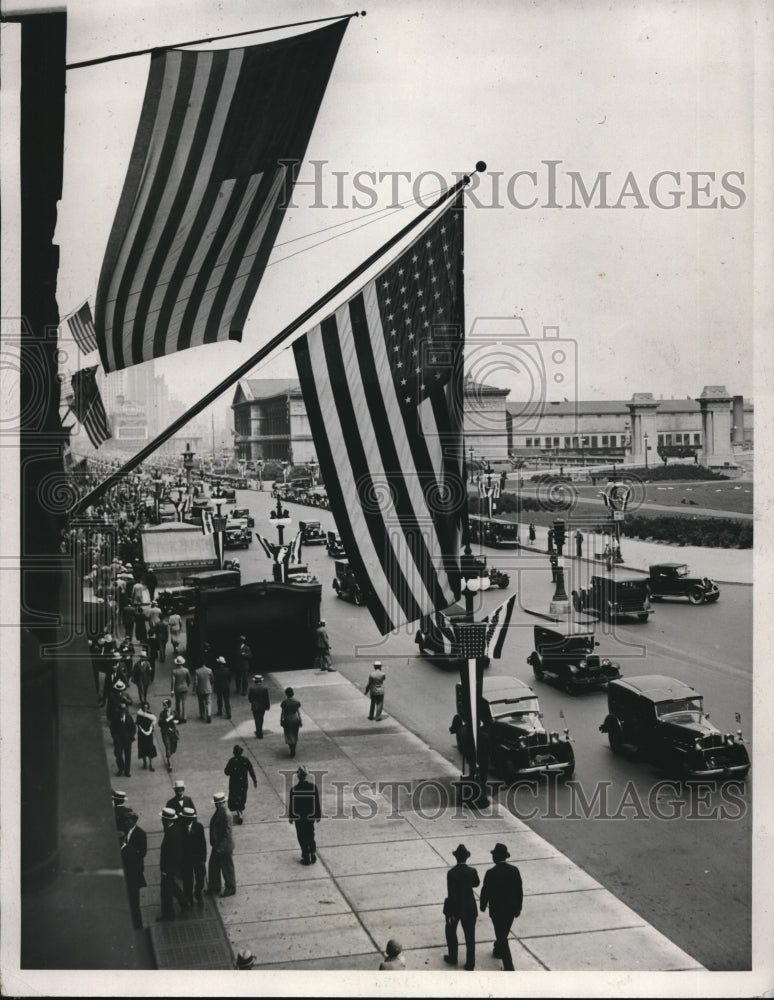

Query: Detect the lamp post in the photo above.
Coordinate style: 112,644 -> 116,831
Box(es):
182,442 -> 196,496
468,445 -> 475,483
211,497 -> 228,570
309,456 -> 318,488
270,497 -> 292,581
460,549 -> 491,623
152,476 -> 164,524
549,519 -> 570,616
581,436 -> 588,467
256,459 -> 264,491
644,433 -> 650,471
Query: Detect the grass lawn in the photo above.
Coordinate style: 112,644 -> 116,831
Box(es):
572,481 -> 753,515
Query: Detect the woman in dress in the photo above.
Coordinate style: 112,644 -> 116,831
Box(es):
279,687 -> 302,758
223,745 -> 257,825
136,700 -> 157,771
158,698 -> 179,772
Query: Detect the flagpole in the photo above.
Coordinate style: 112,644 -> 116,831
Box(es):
71,162 -> 486,515
66,11 -> 367,70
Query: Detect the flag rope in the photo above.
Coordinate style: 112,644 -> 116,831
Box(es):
66,11 -> 366,70
71,162 -> 486,515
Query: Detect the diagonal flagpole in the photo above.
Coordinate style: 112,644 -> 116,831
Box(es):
71,162 -> 487,515
66,11 -> 367,70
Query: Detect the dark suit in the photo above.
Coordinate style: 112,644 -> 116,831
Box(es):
159,821 -> 189,919
182,820 -> 207,903
445,862 -> 480,969
289,778 -> 321,862
165,793 -> 195,817
480,862 -> 523,971
208,806 -> 235,893
110,711 -> 136,776
121,824 -> 147,928
247,680 -> 270,737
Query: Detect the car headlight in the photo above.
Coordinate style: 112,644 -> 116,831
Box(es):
601,657 -> 611,667
550,731 -> 559,743
579,659 -> 587,669
519,737 -> 527,749
694,738 -> 703,750
725,732 -> 735,744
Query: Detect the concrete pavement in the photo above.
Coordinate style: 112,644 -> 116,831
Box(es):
102,640 -> 704,974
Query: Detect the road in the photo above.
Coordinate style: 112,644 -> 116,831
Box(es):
230,486 -> 752,971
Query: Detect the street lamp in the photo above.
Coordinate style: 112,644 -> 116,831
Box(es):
309,456 -> 318,488
549,519 -> 570,616
643,433 -> 650,471
211,497 -> 228,570
256,459 -> 264,492
468,445 -> 475,483
270,497 -> 292,546
581,436 -> 588,467
182,442 -> 196,496
152,476 -> 164,524
460,550 -> 491,622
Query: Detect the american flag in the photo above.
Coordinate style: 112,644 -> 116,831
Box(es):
62,301 -> 98,354
482,593 -> 517,659
201,510 -> 214,535
455,621 -> 488,659
69,367 -> 111,449
287,530 -> 303,566
294,197 -> 465,635
422,610 -> 459,655
95,21 -> 348,372
254,532 -> 277,561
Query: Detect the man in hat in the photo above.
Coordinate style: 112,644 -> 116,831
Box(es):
480,844 -> 523,971
110,696 -> 136,777
234,636 -> 252,696
208,792 -> 236,897
101,654 -> 127,710
181,805 -> 207,905
194,658 -> 214,723
166,779 -> 195,816
315,619 -> 333,672
118,808 -> 147,929
112,789 -> 131,835
132,647 -> 152,705
171,655 -> 191,723
158,806 -> 190,921
364,661 -> 386,721
247,674 -> 270,738
213,656 -> 232,719
235,949 -> 255,970
378,939 -> 406,971
288,765 -> 321,865
443,844 -> 480,971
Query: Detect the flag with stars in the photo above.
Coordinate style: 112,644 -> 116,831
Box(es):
293,196 -> 465,635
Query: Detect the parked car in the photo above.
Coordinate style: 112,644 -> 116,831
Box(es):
332,559 -> 368,605
469,554 -> 510,590
224,524 -> 251,549
157,568 -> 241,615
527,622 -> 621,693
572,573 -> 651,622
599,675 -> 750,779
647,563 -> 720,605
299,520 -> 326,545
326,530 -> 346,558
229,507 -> 255,528
452,675 -> 575,781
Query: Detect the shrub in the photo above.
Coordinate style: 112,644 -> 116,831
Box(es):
609,514 -> 752,548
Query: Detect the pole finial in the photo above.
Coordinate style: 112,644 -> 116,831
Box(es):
475,161 -> 487,174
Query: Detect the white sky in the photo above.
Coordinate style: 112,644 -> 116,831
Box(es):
54,0 -> 762,417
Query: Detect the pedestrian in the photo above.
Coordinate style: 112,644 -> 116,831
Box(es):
208,792 -> 236,897
145,629 -> 158,682
171,655 -> 191,723
168,610 -> 183,652
480,843 -> 523,971
112,789 -> 131,834
133,604 -> 148,645
132,648 -> 152,705
378,939 -> 406,971
194,659 -> 214,723
279,687 -> 302,758
547,527 -> 555,554
158,698 -> 179,771
314,619 -> 334,672
443,843 -> 480,971
158,806 -> 190,922
105,676 -> 133,725
156,616 -> 170,664
224,745 -> 257,825
247,674 -> 270,738
121,602 -> 136,642
364,661 -> 386,721
528,523 -> 536,545
288,765 -> 321,865
235,949 -> 255,970
575,529 -> 583,560
214,656 -> 232,719
181,805 -> 207,906
118,809 -> 147,929
110,698 -> 136,777
166,778 -> 195,816
101,655 -> 127,710
234,635 -> 251,696
145,567 -> 158,602
136,700 -> 157,771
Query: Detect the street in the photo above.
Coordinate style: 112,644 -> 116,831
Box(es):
232,486 -> 752,971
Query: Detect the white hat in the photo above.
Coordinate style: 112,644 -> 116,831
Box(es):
173,779 -> 185,789
174,656 -> 185,665
213,792 -> 226,803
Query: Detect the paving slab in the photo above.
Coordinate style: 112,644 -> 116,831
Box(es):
237,848 -> 331,885
524,924 -> 704,971
518,888 -> 646,937
427,830 -> 560,865
337,867 -> 447,912
307,814 -> 423,847
228,912 -> 377,965
402,806 -> 533,839
357,902 -> 458,950
220,875 -> 351,924
404,940 -> 547,973
320,838 -> 447,877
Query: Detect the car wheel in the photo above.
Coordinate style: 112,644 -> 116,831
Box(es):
532,664 -> 545,683
638,612 -> 650,622
607,718 -> 624,753
564,678 -> 576,696
561,754 -> 575,780
687,587 -> 706,605
499,578 -> 509,590
353,589 -> 363,606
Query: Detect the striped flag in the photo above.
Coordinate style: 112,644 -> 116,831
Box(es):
294,196 -> 466,635
482,593 -> 517,659
62,301 -> 98,354
254,532 -> 277,561
422,610 -> 458,655
95,20 -> 348,372
287,530 -> 303,566
201,509 -> 214,535
69,367 -> 111,449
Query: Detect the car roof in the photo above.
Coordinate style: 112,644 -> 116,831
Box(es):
481,675 -> 536,701
591,572 -> 648,583
534,618 -> 598,638
610,675 -> 697,701
651,562 -> 687,570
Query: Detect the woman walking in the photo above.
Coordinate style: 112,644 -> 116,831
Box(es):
224,745 -> 257,825
280,687 -> 303,758
158,698 -> 179,772
528,523 -> 536,545
136,701 -> 157,771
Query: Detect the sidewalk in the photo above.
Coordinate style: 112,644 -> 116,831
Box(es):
102,656 -> 703,974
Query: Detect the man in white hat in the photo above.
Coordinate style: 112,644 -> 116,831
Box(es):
208,792 -> 236,897
166,779 -> 195,816
158,806 -> 190,921
214,656 -> 232,719
364,661 -> 386,721
171,655 -> 191,723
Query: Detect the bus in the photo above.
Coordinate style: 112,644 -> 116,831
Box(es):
468,514 -> 520,548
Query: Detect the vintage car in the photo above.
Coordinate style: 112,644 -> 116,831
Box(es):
414,604 -> 491,667
212,483 -> 236,502
326,530 -> 346,558
332,559 -> 369,605
468,514 -> 520,549
572,573 -> 651,622
647,563 -> 720,605
600,675 -> 750,779
224,523 -> 251,549
452,675 -> 575,781
467,554 -> 510,590
527,622 -> 621,693
157,568 -> 241,615
299,520 -> 327,545
229,507 -> 255,528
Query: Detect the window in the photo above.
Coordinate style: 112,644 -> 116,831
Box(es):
590,436 -> 598,448
694,433 -> 701,445
664,434 -> 672,446
553,437 -> 560,447
572,436 -> 579,448
564,437 -> 571,448
526,438 -> 532,447
602,435 -> 609,446
657,434 -> 665,446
